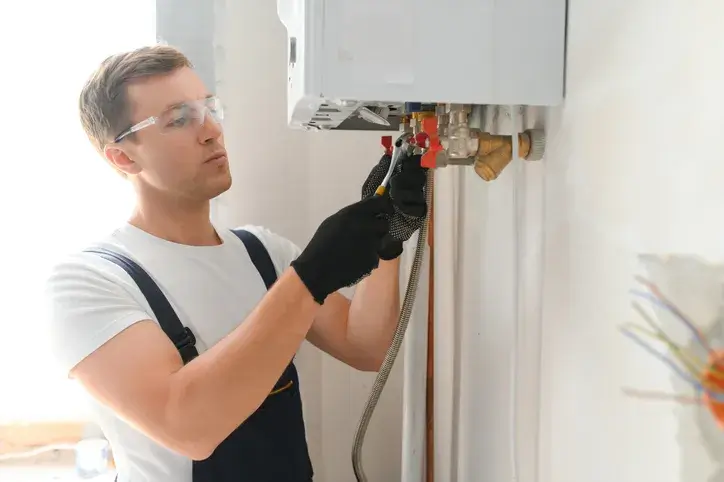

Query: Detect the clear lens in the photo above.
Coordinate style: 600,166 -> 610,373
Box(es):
158,97 -> 224,134
207,96 -> 224,123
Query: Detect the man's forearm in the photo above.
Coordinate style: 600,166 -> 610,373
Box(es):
346,257 -> 401,369
166,268 -> 320,458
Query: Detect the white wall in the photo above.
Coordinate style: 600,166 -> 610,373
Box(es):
211,2 -> 405,481
432,1 -> 724,481
0,0 -> 153,424
539,2 -> 724,482
401,1 -> 724,481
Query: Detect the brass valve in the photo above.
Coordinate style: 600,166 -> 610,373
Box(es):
473,129 -> 545,181
430,129 -> 546,180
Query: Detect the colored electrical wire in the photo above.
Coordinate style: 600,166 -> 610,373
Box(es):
630,301 -> 707,374
619,323 -> 724,402
632,276 -> 713,354
621,322 -> 702,378
629,284 -> 724,381
622,387 -> 703,406
620,275 -> 724,430
617,326 -> 724,399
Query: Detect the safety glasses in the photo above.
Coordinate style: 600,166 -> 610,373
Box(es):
113,95 -> 224,142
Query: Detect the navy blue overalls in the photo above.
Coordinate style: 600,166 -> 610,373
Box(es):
86,229 -> 314,481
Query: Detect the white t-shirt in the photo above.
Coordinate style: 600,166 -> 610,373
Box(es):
44,222 -> 303,482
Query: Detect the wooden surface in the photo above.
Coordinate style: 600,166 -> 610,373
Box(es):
0,422 -> 86,466
0,422 -> 84,452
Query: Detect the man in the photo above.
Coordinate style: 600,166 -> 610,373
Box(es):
44,45 -> 427,482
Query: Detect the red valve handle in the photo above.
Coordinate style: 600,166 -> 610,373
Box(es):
420,118 -> 441,169
380,135 -> 393,156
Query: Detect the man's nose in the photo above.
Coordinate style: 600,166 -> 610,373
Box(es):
198,112 -> 223,143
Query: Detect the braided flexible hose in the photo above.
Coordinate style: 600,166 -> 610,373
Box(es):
352,169 -> 433,482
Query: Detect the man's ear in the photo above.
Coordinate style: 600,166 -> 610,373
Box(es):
103,143 -> 141,176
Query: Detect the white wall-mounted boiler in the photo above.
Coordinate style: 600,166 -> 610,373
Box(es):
277,0 -> 567,131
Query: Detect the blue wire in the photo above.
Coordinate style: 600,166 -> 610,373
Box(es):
629,289 -> 712,352
619,326 -> 724,402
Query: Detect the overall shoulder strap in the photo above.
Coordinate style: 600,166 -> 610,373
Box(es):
230,229 -> 278,290
83,247 -> 199,364
230,229 -> 298,373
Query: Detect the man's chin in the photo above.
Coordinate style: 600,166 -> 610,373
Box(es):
207,173 -> 233,200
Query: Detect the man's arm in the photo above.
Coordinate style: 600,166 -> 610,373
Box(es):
48,196 -> 393,461
68,267 -> 319,460
306,257 -> 400,371
306,149 -> 428,371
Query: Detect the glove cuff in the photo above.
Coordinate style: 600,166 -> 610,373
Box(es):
378,237 -> 404,261
290,259 -> 329,305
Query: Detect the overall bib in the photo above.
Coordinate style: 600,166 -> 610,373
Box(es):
87,229 -> 314,481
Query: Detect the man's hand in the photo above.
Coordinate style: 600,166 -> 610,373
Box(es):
291,194 -> 394,304
361,152 -> 429,260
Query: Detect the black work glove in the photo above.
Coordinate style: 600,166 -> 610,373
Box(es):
361,152 -> 428,260
291,195 -> 394,305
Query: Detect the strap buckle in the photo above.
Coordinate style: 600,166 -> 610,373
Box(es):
176,327 -> 198,362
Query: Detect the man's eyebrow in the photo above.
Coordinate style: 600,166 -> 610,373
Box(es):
162,94 -> 214,112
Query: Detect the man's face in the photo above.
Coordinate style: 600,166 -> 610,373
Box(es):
109,67 -> 231,202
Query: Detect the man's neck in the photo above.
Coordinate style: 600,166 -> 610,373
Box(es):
129,196 -> 221,247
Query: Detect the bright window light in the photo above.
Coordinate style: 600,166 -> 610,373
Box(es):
0,1 -> 156,423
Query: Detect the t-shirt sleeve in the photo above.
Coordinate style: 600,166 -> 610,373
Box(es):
236,225 -> 303,278
44,253 -> 153,376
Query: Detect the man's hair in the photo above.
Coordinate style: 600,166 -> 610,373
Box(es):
79,45 -> 192,152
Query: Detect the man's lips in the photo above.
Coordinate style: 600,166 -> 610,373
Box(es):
205,151 -> 228,165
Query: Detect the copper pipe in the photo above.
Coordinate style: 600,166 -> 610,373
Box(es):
425,175 -> 435,482
473,131 -> 532,181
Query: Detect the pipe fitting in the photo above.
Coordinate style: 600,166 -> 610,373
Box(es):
442,104 -> 478,159
399,116 -> 412,134
473,129 -> 546,181
435,105 -> 448,137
